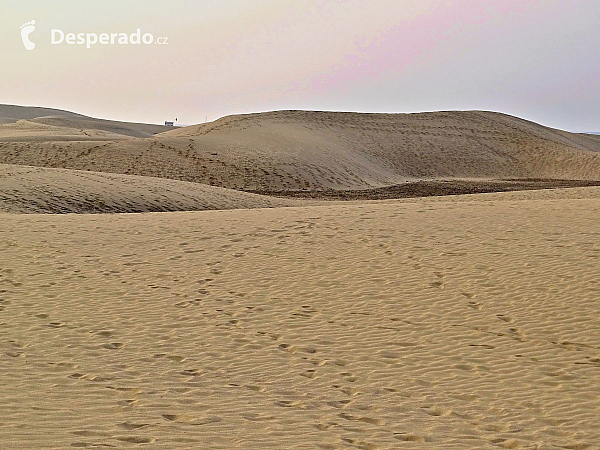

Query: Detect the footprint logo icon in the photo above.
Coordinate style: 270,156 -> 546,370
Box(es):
20,20 -> 36,50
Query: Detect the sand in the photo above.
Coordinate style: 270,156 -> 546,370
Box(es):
2,105 -> 599,448
2,187 -> 599,449
2,108 -> 600,191
0,119 -> 137,142
0,104 -> 169,137
0,104 -> 88,124
0,164 -> 295,213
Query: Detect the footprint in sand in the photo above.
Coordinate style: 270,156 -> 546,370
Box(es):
180,368 -> 202,377
326,399 -> 352,408
242,412 -> 275,422
421,405 -> 453,417
338,412 -> 385,426
245,384 -> 266,392
497,314 -> 514,323
100,342 -> 124,350
274,399 -> 303,408
96,330 -> 114,337
118,421 -> 149,430
470,343 -> 495,349
340,372 -> 358,382
300,369 -> 317,379
116,436 -> 154,444
395,433 -> 426,443
278,343 -> 297,353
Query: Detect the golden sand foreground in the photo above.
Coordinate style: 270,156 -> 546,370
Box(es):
1,188 -> 599,449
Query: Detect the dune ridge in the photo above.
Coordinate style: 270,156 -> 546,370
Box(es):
1,108 -> 599,191
2,104 -> 599,448
0,164 -> 294,214
0,104 -> 89,123
0,104 -> 170,137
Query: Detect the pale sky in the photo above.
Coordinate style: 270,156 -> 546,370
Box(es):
1,0 -> 598,130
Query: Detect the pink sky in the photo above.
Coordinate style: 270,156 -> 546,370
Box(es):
1,0 -> 598,130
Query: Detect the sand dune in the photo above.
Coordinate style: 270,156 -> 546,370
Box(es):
1,187 -> 599,448
0,164 -> 294,213
0,104 -> 88,124
0,119 -> 137,142
2,104 -> 599,448
0,104 -> 170,138
1,109 -> 599,190
4,161 -> 597,214
29,116 -> 170,139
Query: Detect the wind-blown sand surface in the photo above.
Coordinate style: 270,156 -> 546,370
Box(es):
0,104 -> 169,137
2,188 -> 599,449
0,164 -> 294,213
2,108 -> 600,190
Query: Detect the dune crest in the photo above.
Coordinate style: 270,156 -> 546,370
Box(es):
0,164 -> 294,214
1,108 -> 599,191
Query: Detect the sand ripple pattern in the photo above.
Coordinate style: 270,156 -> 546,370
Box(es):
0,164 -> 293,213
1,189 -> 599,448
2,110 -> 600,190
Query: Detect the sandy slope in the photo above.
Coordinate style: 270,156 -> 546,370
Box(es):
1,110 -> 599,190
0,164 -> 294,213
4,163 -> 598,214
28,116 -> 170,139
0,104 -> 88,123
0,119 -> 136,142
0,104 -> 170,137
1,188 -> 599,449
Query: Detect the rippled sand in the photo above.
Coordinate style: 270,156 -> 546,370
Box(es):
1,188 -> 599,448
3,110 -> 600,191
0,164 -> 295,214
